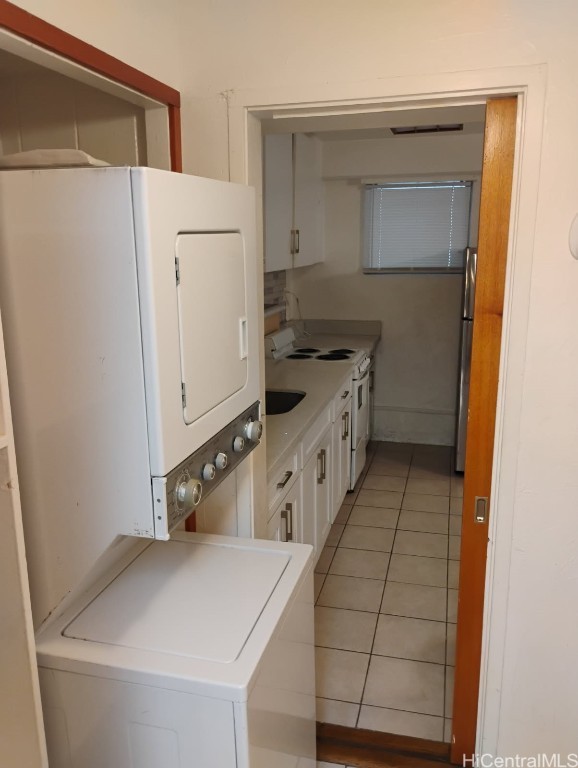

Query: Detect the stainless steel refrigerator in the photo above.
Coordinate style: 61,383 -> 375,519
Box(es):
455,246 -> 477,473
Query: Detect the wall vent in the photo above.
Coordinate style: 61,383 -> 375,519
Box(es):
391,123 -> 464,136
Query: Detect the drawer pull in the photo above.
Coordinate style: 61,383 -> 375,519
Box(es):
276,470 -> 293,490
341,390 -> 350,399
285,502 -> 294,541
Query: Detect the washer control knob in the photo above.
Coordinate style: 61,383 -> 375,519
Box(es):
202,463 -> 216,481
215,452 -> 228,470
245,419 -> 263,442
233,435 -> 245,453
176,478 -> 203,510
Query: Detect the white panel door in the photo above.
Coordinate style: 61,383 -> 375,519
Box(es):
293,134 -> 324,268
176,233 -> 248,425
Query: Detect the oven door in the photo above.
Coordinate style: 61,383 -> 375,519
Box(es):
350,369 -> 370,488
131,168 -> 259,476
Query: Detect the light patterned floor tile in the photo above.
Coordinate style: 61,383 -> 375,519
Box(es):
316,697 -> 359,728
326,524 -> 345,547
444,718 -> 453,743
363,655 -> 445,716
335,504 -> 352,524
447,588 -> 458,623
315,546 -> 336,574
315,646 -> 369,703
449,535 -> 461,560
340,524 -> 394,552
362,474 -> 406,493
402,493 -> 450,514
398,509 -> 449,534
318,574 -> 384,612
373,614 -> 446,664
358,705 -> 444,741
356,488 -> 403,509
368,458 -> 410,478
451,474 -> 464,497
449,515 -> 462,536
445,666 -> 455,718
449,496 -> 463,515
446,623 -> 457,666
347,505 -> 399,529
381,581 -> 447,621
315,606 -> 378,653
448,560 -> 460,589
314,573 -> 326,602
393,530 -> 448,559
387,554 -> 448,587
406,476 -> 451,497
329,547 -> 390,580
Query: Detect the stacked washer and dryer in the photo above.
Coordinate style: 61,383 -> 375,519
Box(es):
0,165 -> 315,767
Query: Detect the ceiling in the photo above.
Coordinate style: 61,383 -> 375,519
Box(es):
261,104 -> 486,142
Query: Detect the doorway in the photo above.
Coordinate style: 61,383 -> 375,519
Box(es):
229,71 -> 542,763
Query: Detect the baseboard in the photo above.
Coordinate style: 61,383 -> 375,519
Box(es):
317,722 -> 453,767
373,405 -> 456,446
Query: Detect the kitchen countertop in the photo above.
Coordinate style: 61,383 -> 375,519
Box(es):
265,324 -> 382,480
265,357 -> 353,479
294,332 -> 379,354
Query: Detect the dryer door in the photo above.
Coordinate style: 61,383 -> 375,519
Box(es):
176,232 -> 248,425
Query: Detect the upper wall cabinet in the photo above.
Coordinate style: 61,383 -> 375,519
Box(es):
263,133 -> 324,273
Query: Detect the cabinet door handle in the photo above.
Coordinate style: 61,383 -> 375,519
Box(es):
290,229 -> 296,255
295,228 -> 300,254
317,451 -> 323,484
342,412 -> 347,440
276,470 -> 293,490
345,411 -> 350,439
285,502 -> 293,541
320,448 -> 327,481
341,390 -> 349,399
280,509 -> 288,542
369,370 -> 374,393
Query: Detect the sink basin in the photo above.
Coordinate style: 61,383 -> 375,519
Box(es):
266,389 -> 306,415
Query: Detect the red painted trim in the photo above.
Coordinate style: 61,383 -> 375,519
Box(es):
0,0 -> 180,106
169,105 -> 183,172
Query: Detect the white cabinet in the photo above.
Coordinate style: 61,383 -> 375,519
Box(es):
268,475 -> 302,545
263,134 -> 293,273
263,133 -> 324,272
293,133 -> 324,269
302,426 -> 332,557
332,395 -> 352,523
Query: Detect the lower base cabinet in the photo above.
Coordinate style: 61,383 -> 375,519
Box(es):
268,476 -> 302,544
301,426 -> 332,558
332,397 -> 352,523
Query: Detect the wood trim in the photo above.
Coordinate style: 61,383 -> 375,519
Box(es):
451,97 -> 518,764
0,0 -> 182,171
317,723 -> 451,767
0,0 -> 180,105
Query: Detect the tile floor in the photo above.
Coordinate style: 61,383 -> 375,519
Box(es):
314,441 -> 463,744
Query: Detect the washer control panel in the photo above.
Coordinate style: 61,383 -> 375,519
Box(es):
152,402 -> 262,539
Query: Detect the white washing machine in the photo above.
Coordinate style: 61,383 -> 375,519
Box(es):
35,532 -> 316,768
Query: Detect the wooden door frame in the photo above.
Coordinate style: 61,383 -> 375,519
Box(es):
0,0 -> 182,170
228,66 -> 546,761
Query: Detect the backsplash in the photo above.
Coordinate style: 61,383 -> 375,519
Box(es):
264,269 -> 286,309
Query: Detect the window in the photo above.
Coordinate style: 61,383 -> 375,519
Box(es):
362,181 -> 472,273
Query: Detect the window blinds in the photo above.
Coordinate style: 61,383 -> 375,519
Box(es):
362,181 -> 472,272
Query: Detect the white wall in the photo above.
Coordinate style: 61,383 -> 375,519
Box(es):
289,132 -> 483,445
0,69 -> 147,164
11,0 -> 578,758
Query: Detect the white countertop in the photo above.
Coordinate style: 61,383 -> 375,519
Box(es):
265,357 -> 353,478
265,328 -> 381,478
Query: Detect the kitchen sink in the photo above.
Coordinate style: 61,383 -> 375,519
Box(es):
265,389 -> 306,415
